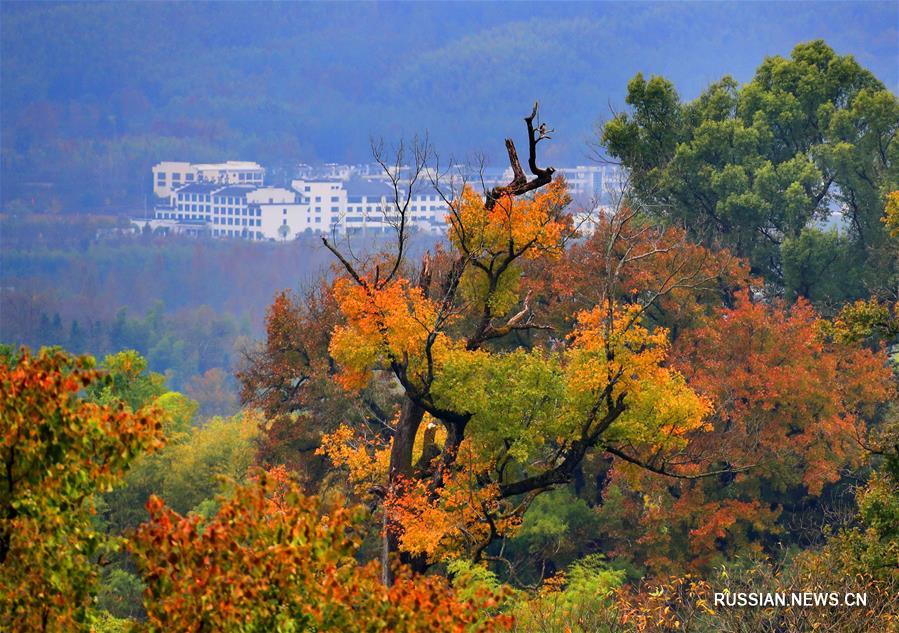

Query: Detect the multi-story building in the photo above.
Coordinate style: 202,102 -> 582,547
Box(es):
137,161 -> 620,241
152,161 -> 265,198
247,187 -> 309,239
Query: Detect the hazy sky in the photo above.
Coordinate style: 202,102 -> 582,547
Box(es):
2,1 -> 897,176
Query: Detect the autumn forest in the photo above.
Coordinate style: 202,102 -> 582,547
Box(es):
1,16 -> 898,633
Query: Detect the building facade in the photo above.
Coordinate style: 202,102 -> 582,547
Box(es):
152,161 -> 265,198
138,160 -> 618,241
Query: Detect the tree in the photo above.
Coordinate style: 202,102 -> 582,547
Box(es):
595,292 -> 894,572
602,41 -> 898,297
131,468 -> 510,632
237,286 -> 396,485
88,349 -> 167,411
0,348 -> 163,631
184,367 -> 238,419
313,105 -> 724,583
884,190 -> 899,238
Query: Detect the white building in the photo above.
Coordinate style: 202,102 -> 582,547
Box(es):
137,161 -> 619,241
152,161 -> 265,198
247,187 -> 308,239
290,178 -> 451,237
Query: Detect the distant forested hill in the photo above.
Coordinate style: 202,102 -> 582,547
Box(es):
2,1 -> 896,212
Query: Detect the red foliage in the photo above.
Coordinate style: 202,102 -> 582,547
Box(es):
132,469 -> 512,632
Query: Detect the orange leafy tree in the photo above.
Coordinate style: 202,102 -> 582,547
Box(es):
131,468 -> 511,632
312,105 -> 733,582
237,284 -> 398,489
528,210 -> 751,339
596,291 -> 894,572
0,348 -> 163,631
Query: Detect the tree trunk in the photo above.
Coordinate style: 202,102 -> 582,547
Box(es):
381,398 -> 425,586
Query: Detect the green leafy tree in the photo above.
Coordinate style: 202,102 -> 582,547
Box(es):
602,40 -> 898,298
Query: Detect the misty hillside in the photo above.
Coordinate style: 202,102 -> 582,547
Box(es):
2,1 -> 897,212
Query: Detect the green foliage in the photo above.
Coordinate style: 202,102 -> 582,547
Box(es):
96,568 -> 145,620
89,350 -> 167,410
433,349 -> 567,464
102,411 -> 258,533
563,554 -> 627,604
159,413 -> 259,515
506,488 -> 604,579
510,554 -> 626,633
781,227 -> 860,303
88,610 -> 134,633
603,41 -> 898,298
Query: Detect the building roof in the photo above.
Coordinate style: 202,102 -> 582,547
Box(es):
174,183 -> 223,194
296,179 -> 344,185
193,161 -> 264,171
344,179 -> 394,198
214,185 -> 256,197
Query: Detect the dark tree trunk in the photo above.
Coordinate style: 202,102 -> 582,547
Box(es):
381,398 -> 425,586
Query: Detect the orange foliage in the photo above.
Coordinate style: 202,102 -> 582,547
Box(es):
600,291 -> 894,572
528,210 -> 750,335
0,348 -> 163,631
132,470 -> 511,632
386,440 -> 519,562
678,291 -> 892,495
616,574 -> 716,632
330,276 -> 448,391
449,180 -> 569,260
317,424 -> 391,497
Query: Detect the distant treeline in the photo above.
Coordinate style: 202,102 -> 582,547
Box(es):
0,217 -> 438,391
2,3 -> 895,213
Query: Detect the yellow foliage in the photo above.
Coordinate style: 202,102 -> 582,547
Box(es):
448,180 -> 569,260
329,277 -> 453,390
317,425 -> 390,496
883,190 -> 899,238
567,304 -> 711,451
